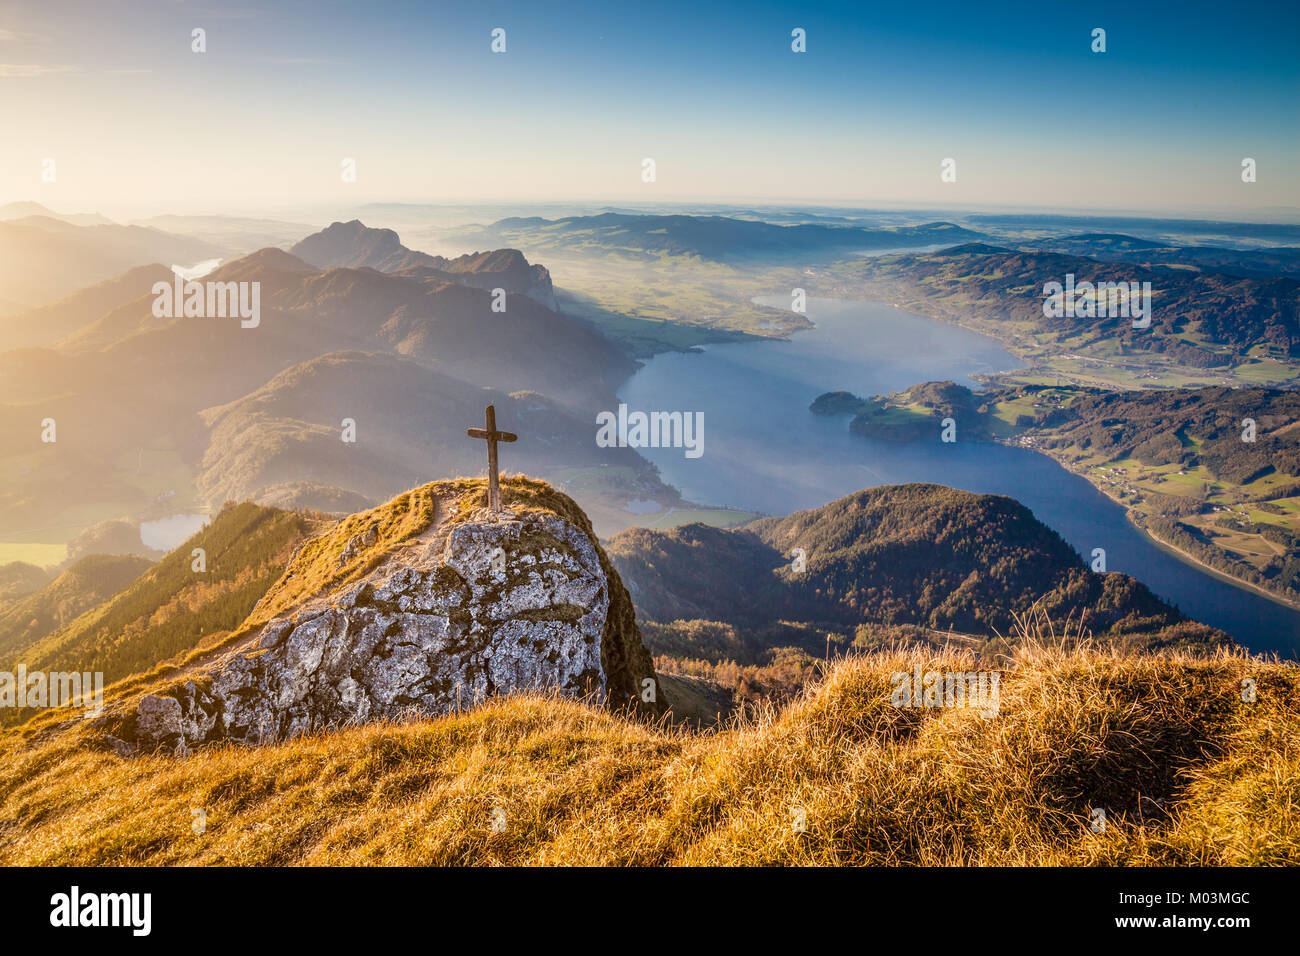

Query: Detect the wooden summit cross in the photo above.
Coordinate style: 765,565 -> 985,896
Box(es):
467,404 -> 517,512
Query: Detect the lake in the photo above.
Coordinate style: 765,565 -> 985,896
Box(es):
171,258 -> 223,281
618,297 -> 1300,656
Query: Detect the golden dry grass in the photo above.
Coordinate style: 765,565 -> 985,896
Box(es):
0,639 -> 1294,866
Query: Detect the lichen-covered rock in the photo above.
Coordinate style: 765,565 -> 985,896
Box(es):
135,694 -> 187,755
125,480 -> 663,752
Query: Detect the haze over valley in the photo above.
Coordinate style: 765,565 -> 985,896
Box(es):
1,0 -> 1298,879
2,200 -> 1300,661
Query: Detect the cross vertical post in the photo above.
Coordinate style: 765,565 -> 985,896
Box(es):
466,404 -> 518,512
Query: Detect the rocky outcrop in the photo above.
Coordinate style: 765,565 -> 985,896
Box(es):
290,220 -> 558,309
123,480 -> 663,754
430,248 -> 559,311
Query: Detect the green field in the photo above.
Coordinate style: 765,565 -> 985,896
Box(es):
1005,400 -> 1300,593
545,252 -> 810,356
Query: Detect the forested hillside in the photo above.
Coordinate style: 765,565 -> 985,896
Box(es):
0,553 -> 153,662
0,502 -> 325,725
609,484 -> 1228,657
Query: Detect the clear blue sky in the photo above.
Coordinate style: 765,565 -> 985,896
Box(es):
1,0 -> 1296,215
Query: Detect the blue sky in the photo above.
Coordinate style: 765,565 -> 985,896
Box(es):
1,0 -> 1296,215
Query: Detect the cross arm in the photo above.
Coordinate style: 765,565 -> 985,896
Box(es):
467,428 -> 518,442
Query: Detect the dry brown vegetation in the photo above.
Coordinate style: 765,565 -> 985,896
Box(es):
1,635 -> 1294,866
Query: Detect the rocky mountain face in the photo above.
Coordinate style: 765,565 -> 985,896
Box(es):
118,478 -> 663,754
290,219 -> 558,309
288,219 -> 420,271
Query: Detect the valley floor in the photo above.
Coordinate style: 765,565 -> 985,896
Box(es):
1007,436 -> 1300,611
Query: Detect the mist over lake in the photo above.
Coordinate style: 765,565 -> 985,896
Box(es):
619,297 -> 1300,656
139,513 -> 208,551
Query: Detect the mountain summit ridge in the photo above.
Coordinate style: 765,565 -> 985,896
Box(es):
117,477 -> 663,755
290,219 -> 558,309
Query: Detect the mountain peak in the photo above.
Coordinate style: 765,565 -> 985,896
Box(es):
289,220 -> 406,270
289,220 -> 558,308
225,246 -> 315,272
120,477 -> 664,754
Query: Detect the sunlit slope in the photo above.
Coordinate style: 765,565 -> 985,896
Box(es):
0,553 -> 153,663
4,503 -> 322,703
0,643 -> 1293,866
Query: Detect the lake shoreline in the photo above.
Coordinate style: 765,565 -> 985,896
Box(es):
1130,511 -> 1300,614
772,297 -> 1300,614
616,296 -> 1300,655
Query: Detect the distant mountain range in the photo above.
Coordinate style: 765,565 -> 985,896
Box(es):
0,202 -> 114,227
49,241 -> 615,405
0,220 -> 666,537
193,349 -> 652,508
840,242 -> 1299,361
5,204 -> 1299,575
0,213 -> 219,312
967,213 -> 1300,246
129,214 -> 315,255
0,263 -> 172,350
1027,233 -> 1300,280
445,213 -> 984,262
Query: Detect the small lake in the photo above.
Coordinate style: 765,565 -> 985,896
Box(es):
618,297 -> 1300,657
140,513 -> 209,551
171,259 -> 223,281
